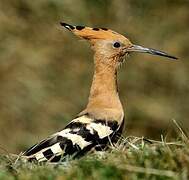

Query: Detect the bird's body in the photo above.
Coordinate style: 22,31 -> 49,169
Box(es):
23,22 -> 177,162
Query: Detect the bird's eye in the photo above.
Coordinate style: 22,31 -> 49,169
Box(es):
113,42 -> 121,48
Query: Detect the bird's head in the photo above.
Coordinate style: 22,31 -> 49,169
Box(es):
61,22 -> 177,69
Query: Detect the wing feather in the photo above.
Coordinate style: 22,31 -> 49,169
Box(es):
23,115 -> 122,162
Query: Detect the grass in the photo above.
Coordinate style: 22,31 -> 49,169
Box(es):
0,123 -> 188,180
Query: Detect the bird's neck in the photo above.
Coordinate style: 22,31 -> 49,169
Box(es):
81,54 -> 124,122
88,64 -> 119,107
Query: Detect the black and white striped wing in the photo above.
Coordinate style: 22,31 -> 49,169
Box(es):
23,115 -> 121,162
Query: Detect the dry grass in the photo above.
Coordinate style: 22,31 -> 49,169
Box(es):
0,0 -> 189,153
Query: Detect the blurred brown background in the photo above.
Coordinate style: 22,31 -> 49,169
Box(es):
0,0 -> 188,153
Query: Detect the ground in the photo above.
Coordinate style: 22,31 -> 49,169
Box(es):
0,128 -> 188,180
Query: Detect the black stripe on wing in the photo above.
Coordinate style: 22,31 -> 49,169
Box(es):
24,135 -> 63,156
59,137 -> 81,156
41,137 -> 81,161
66,122 -> 100,142
93,119 -> 119,131
43,149 -> 54,160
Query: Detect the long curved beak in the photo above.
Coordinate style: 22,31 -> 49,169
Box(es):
127,45 -> 178,60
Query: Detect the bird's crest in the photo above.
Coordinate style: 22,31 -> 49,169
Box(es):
60,22 -> 129,44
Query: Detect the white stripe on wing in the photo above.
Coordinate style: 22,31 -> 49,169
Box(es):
86,123 -> 113,139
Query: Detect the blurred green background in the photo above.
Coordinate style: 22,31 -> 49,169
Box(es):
0,0 -> 188,154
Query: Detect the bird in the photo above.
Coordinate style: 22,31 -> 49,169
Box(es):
23,22 -> 177,163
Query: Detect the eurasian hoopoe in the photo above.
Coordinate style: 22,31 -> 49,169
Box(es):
23,22 -> 177,163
